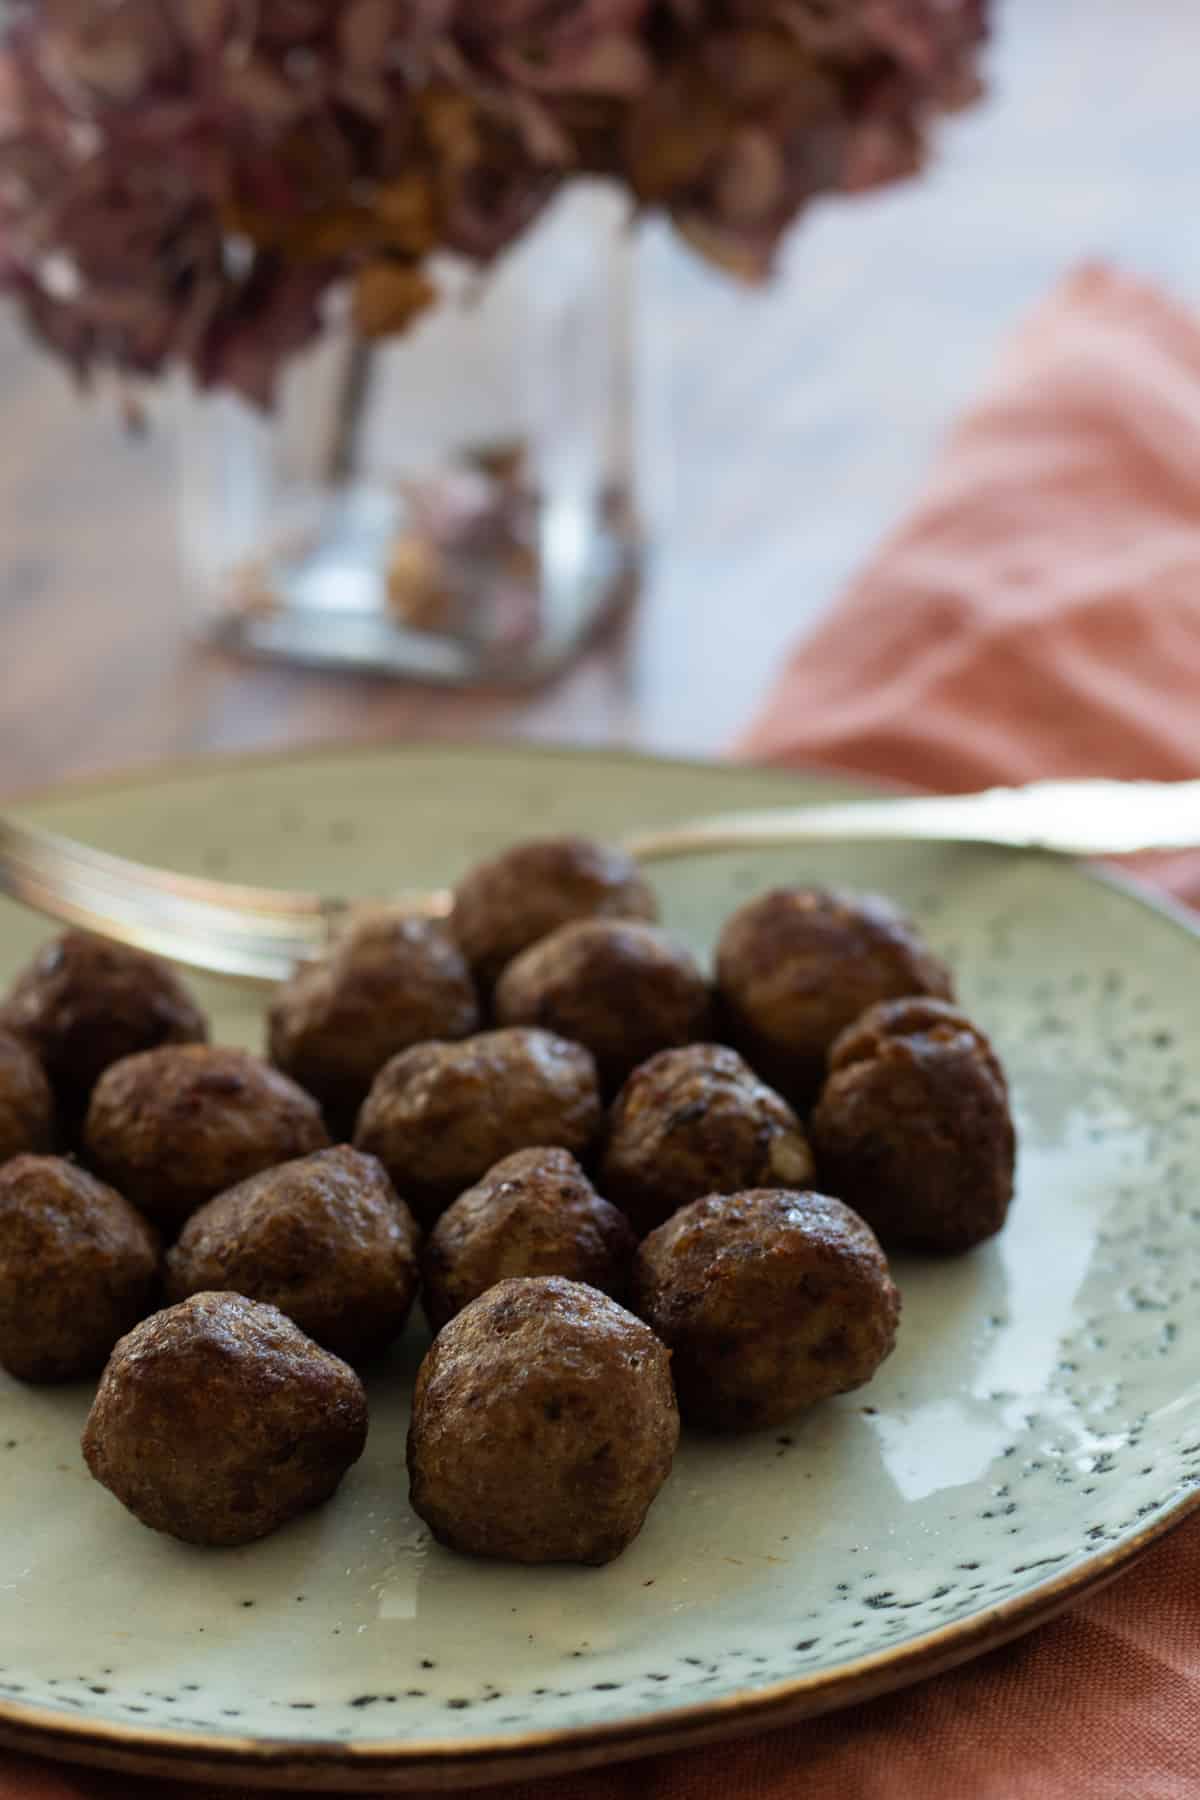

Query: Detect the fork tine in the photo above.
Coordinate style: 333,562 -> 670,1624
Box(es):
0,819 -> 331,922
0,819 -> 333,981
0,816 -> 458,985
0,820 -> 450,933
0,862 -> 315,982
0,826 -> 334,949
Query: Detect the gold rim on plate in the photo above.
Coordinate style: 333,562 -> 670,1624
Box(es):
0,1508 -> 1192,1791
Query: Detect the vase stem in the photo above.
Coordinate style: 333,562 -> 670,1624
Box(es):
324,337 -> 374,487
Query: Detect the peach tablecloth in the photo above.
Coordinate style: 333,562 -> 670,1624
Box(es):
6,262 -> 1200,1800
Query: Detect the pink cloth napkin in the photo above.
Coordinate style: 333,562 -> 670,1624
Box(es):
742,261 -> 1200,906
6,261 -> 1200,1799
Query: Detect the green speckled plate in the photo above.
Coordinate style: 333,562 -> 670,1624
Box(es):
1,742 -> 1199,1792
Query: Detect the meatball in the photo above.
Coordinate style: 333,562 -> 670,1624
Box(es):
84,1045 -> 330,1233
494,920 -> 712,1096
602,1044 -> 815,1235
0,1156 -> 159,1383
715,888 -> 954,1106
633,1189 -> 899,1432
165,1147 -> 420,1364
0,1030 -> 54,1165
82,1292 -> 367,1547
267,912 -> 480,1132
408,1276 -> 678,1565
422,1147 -> 635,1333
0,932 -> 207,1125
451,836 -> 658,990
810,997 -> 1015,1253
355,1028 -> 601,1227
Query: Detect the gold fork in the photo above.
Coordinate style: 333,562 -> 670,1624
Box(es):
2,777 -> 1197,985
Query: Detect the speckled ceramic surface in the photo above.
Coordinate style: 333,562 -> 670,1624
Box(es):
2,743 -> 1199,1792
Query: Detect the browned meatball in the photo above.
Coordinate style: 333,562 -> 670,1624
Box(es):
422,1147 -> 635,1332
165,1147 -> 420,1364
355,1028 -> 601,1227
494,920 -> 712,1096
82,1292 -> 367,1546
0,1030 -> 54,1165
633,1189 -> 899,1432
0,1155 -> 159,1383
84,1045 -> 330,1234
408,1276 -> 678,1565
267,913 -> 480,1131
0,932 -> 207,1125
810,997 -> 1015,1253
715,888 -> 954,1107
602,1044 -> 815,1236
451,837 -> 658,991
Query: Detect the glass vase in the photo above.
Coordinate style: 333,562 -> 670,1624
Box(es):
176,185 -> 638,685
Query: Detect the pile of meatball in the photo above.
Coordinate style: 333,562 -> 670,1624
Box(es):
0,837 -> 1015,1567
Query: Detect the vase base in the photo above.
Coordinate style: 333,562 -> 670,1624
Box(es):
195,479 -> 639,686
204,585 -> 635,686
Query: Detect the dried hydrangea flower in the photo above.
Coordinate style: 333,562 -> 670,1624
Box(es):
0,0 -> 989,401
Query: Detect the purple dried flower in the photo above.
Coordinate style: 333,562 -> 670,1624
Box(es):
0,0 -> 990,401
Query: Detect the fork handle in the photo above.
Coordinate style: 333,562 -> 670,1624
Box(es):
4,775 -> 1198,987
626,779 -> 1200,861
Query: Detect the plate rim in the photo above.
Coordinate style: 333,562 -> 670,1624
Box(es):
4,733 -> 881,813
0,1505 -> 1194,1792
2,737 -> 1198,1791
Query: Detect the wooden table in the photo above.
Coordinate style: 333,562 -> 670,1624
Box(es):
2,0 -> 1197,799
